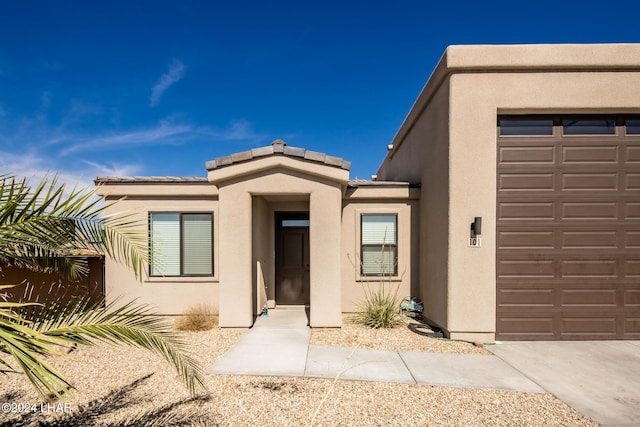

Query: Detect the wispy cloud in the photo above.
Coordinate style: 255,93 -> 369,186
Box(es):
149,59 -> 185,107
59,120 -> 202,155
57,118 -> 268,156
0,149 -> 142,191
82,160 -> 142,177
219,119 -> 268,141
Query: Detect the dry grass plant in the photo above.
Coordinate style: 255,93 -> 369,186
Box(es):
349,238 -> 404,329
174,304 -> 218,331
353,280 -> 402,329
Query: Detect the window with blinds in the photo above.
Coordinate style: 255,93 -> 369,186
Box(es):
361,214 -> 397,276
150,212 -> 213,276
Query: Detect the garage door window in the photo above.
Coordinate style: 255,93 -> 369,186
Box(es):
626,120 -> 640,134
563,119 -> 616,135
499,119 -> 553,136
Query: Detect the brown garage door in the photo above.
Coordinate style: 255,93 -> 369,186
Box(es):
496,116 -> 640,340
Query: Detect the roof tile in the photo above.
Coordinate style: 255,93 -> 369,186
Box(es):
230,150 -> 253,162
304,150 -> 326,162
204,139 -> 351,171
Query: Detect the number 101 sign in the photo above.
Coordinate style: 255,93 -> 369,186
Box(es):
468,237 -> 482,248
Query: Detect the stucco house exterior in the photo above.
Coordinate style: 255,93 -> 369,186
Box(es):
96,44 -> 640,341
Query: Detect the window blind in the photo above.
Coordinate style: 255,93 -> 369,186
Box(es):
362,215 -> 396,244
362,246 -> 397,275
182,213 -> 213,275
150,213 -> 180,276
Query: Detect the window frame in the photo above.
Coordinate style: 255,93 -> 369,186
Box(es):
360,213 -> 398,277
149,211 -> 214,277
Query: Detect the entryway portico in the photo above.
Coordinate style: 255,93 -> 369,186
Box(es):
207,140 -> 350,328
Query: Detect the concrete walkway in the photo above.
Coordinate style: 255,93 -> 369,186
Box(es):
209,308 -> 542,393
210,308 -> 640,426
489,341 -> 640,427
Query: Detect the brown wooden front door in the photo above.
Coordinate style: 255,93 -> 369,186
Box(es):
275,213 -> 310,305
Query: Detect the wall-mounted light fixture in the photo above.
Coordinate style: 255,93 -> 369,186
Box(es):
471,216 -> 482,236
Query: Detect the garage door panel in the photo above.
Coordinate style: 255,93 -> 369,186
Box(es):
627,232 -> 640,247
562,173 -> 618,191
626,232 -> 640,248
561,231 -> 618,248
626,146 -> 640,162
561,317 -> 617,337
562,202 -> 618,219
497,314 -> 556,338
499,146 -> 555,164
498,259 -> 555,278
625,260 -> 640,277
497,118 -> 640,340
497,309 -> 640,340
498,288 -> 555,307
626,203 -> 640,219
626,173 -> 640,190
623,318 -> 640,335
561,289 -> 618,307
562,260 -> 618,277
498,231 -> 555,249
499,202 -> 555,219
562,145 -> 619,163
624,290 -> 640,306
500,174 -> 555,191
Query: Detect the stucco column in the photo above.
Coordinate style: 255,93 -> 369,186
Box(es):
309,185 -> 342,327
218,186 -> 253,327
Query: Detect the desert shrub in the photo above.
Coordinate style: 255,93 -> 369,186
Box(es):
353,283 -> 402,329
175,304 -> 218,331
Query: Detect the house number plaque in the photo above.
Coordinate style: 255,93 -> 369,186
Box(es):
468,237 -> 482,248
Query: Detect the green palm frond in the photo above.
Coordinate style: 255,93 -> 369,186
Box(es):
0,174 -> 149,280
28,298 -> 207,396
2,290 -> 207,400
0,296 -> 74,399
0,175 -> 206,400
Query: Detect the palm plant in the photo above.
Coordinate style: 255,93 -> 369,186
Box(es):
0,174 -> 207,399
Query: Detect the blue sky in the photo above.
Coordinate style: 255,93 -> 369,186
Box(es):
1,1 -> 639,188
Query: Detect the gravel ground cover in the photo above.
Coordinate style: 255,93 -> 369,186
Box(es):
0,316 -> 598,426
311,315 -> 491,355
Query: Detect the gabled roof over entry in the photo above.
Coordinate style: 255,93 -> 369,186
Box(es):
206,139 -> 351,186
205,139 -> 351,171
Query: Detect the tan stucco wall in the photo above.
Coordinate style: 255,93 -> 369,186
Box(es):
378,44 -> 640,342
377,78 -> 451,335
96,166 -> 416,328
213,163 -> 345,328
252,196 -> 270,314
340,186 -> 420,312
96,183 -> 220,314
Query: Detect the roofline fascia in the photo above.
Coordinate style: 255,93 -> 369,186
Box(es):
384,43 -> 640,167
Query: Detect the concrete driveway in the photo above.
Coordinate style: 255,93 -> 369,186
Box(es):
489,341 -> 640,427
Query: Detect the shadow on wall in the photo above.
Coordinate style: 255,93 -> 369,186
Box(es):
0,257 -> 105,311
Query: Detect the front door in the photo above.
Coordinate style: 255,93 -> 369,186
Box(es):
275,213 -> 310,305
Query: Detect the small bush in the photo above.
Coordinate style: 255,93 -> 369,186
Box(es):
353,284 -> 402,329
175,304 -> 218,331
